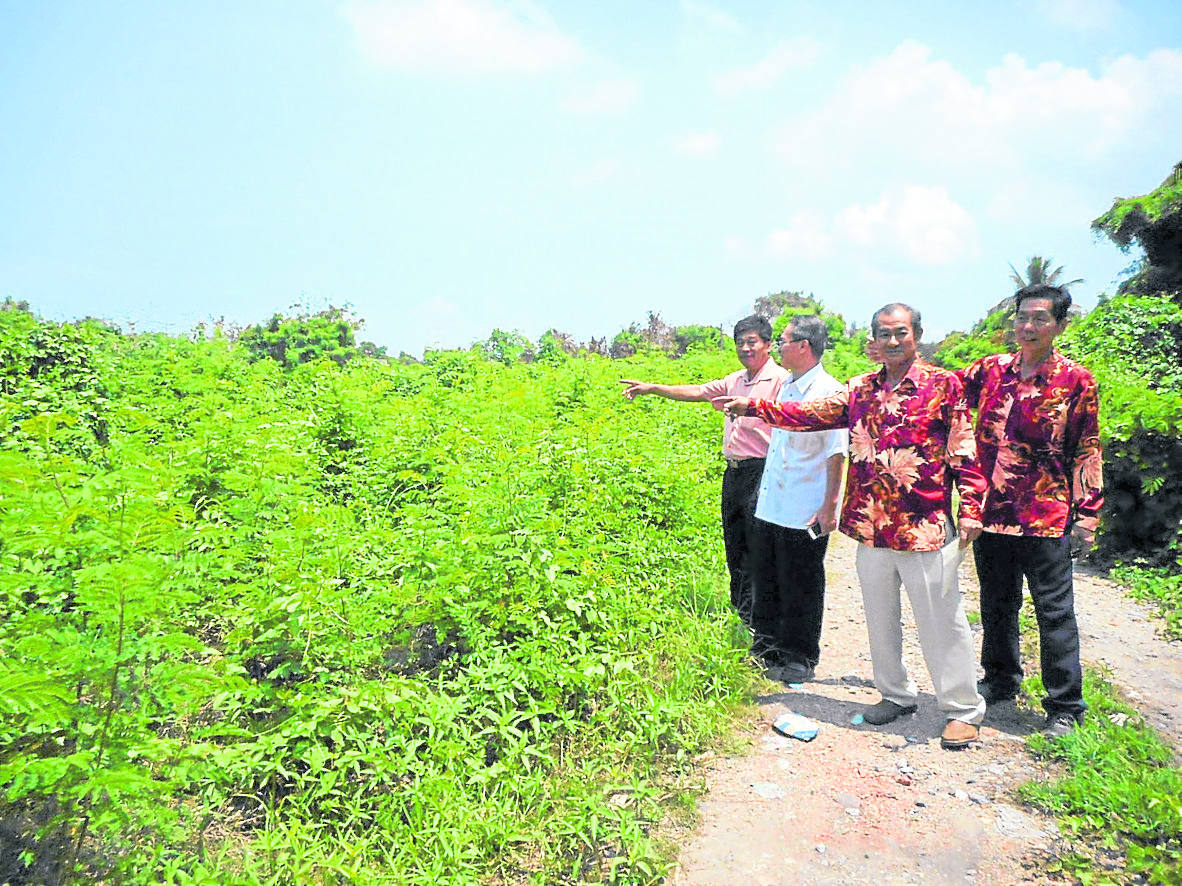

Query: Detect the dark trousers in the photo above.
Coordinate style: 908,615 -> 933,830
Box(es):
720,459 -> 766,625
749,521 -> 828,668
973,532 -> 1086,718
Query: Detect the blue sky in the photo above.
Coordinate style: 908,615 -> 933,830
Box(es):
3,1 -> 1181,356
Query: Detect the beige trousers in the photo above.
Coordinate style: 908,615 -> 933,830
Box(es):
855,537 -> 985,724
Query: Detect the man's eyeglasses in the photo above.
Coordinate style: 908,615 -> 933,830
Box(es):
779,336 -> 808,346
1014,312 -> 1057,328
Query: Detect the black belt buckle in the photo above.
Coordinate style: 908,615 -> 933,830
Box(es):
725,457 -> 760,469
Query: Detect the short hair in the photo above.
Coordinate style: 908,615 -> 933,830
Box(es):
787,314 -> 828,360
733,315 -> 772,343
1014,283 -> 1072,323
871,303 -> 922,338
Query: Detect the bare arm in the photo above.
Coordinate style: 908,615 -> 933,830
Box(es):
619,379 -> 708,402
809,453 -> 845,534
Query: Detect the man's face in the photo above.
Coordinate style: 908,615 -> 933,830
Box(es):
735,331 -> 771,372
1014,297 -> 1066,355
872,310 -> 919,371
776,325 -> 810,373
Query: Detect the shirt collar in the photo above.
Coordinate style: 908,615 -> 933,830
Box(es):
999,352 -> 1022,377
744,357 -> 780,385
1001,348 -> 1061,381
872,358 -> 924,392
789,362 -> 823,391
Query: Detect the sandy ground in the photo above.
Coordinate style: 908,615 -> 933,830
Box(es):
667,531 -> 1182,885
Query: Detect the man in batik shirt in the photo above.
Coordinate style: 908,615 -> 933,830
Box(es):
959,283 -> 1104,739
717,303 -> 988,750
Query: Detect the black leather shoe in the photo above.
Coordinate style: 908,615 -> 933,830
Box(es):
777,662 -> 815,684
977,681 -> 1017,704
1042,714 -> 1080,738
862,699 -> 918,725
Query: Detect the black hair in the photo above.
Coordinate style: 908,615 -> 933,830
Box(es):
786,314 -> 828,359
871,303 -> 922,338
733,314 -> 773,343
1014,283 -> 1072,323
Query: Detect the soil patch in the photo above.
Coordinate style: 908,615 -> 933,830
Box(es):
668,532 -> 1181,884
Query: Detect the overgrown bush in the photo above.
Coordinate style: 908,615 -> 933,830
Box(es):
1075,163 -> 1182,572
0,307 -> 755,885
0,306 -> 116,456
238,305 -> 384,369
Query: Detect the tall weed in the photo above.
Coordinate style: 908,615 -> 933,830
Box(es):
0,311 -> 752,884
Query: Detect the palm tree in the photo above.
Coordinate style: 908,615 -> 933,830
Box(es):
1008,256 -> 1084,291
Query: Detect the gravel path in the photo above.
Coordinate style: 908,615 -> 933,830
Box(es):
668,531 -> 1182,885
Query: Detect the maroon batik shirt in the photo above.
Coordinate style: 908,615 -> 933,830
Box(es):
959,350 -> 1103,537
748,360 -> 986,552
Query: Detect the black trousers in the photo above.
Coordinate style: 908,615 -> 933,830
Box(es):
720,459 -> 766,625
749,521 -> 828,668
973,532 -> 1086,719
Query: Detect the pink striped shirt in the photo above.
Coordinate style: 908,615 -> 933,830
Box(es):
700,358 -> 790,460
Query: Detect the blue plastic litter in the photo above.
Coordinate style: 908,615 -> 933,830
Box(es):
772,711 -> 819,742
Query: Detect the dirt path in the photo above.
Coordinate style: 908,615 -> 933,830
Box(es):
668,532 -> 1182,885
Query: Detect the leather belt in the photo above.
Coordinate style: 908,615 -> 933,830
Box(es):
725,457 -> 764,470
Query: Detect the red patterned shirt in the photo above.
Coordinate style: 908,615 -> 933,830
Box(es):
959,350 -> 1103,536
748,360 -> 985,552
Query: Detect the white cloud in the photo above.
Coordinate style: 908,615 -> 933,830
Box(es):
342,0 -> 585,75
832,185 -> 979,266
773,41 -> 1182,198
754,187 -> 976,267
560,78 -> 640,116
712,37 -> 823,96
1036,0 -> 1122,31
669,130 -> 721,157
773,41 -> 988,174
983,54 -> 1135,157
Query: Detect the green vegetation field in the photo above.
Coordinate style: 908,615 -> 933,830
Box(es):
0,306 -> 799,885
